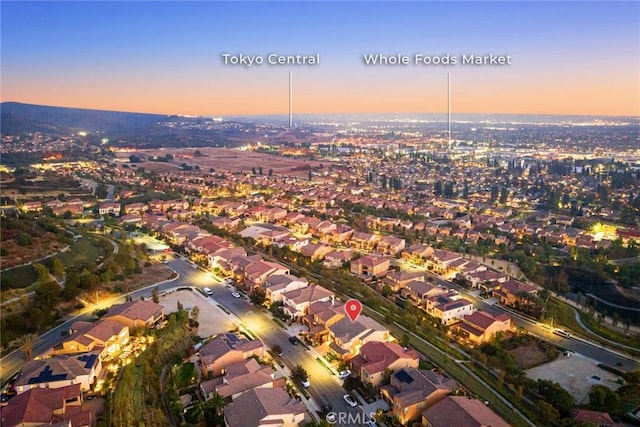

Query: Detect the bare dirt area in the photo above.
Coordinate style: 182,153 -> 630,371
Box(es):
134,161 -> 182,173
1,232 -> 66,269
509,342 -> 553,370
103,262 -> 176,295
526,352 -> 622,405
138,147 -> 326,178
158,288 -> 235,338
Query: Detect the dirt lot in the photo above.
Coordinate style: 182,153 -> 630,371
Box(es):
526,352 -> 622,405
158,287 -> 235,338
136,147 -> 326,178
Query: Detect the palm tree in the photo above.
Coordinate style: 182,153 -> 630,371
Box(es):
204,392 -> 226,426
19,333 -> 37,361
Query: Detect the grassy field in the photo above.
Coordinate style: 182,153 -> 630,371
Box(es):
46,236 -> 109,270
0,264 -> 39,289
1,235 -> 109,290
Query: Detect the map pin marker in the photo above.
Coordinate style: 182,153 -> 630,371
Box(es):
345,299 -> 362,322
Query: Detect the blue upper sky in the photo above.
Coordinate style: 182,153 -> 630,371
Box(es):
2,1 -> 638,116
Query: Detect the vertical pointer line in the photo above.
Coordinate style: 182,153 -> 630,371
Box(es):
447,71 -> 451,148
289,70 -> 293,128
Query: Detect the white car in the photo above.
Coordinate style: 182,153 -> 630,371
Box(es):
338,370 -> 351,379
231,292 -> 241,298
225,278 -> 235,284
343,394 -> 357,407
301,379 -> 310,388
203,287 -> 213,296
326,413 -> 337,423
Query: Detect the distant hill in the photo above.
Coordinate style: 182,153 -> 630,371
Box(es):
1,102 -> 170,134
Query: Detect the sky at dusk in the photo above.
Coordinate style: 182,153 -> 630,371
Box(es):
1,1 -> 639,117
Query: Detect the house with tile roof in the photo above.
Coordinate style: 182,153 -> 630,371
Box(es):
263,274 -> 309,303
349,341 -> 420,387
377,235 -> 406,256
14,351 -> 102,394
571,408 -> 616,427
425,295 -> 475,326
54,319 -> 129,359
281,285 -> 334,320
223,387 -> 306,427
244,260 -> 290,291
422,395 -> 510,427
493,279 -> 538,308
350,255 -> 391,278
198,333 -> 265,377
380,368 -> 457,425
103,300 -> 164,329
0,384 -> 91,427
199,358 -> 284,400
327,312 -> 392,358
450,311 -> 512,344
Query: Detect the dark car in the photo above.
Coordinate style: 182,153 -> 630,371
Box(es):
288,336 -> 300,345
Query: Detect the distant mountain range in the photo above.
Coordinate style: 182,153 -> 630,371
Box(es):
0,102 -> 173,135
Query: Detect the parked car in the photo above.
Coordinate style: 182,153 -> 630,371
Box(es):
203,287 -> 213,296
338,370 -> 351,379
326,413 -> 337,423
231,292 -> 241,298
301,379 -> 310,388
289,336 -> 300,345
343,394 -> 357,407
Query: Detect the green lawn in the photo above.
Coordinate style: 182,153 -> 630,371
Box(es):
0,264 -> 38,289
46,236 -> 107,270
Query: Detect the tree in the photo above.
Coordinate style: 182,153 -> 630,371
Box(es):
291,364 -> 308,383
537,399 -> 560,424
152,287 -> 160,303
16,232 -> 32,246
18,333 -> 38,361
400,333 -> 410,347
191,305 -> 200,321
52,259 -> 65,277
272,344 -> 283,356
434,180 -> 443,196
33,263 -> 50,283
249,288 -> 266,306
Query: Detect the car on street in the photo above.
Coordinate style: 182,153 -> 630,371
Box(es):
301,379 -> 310,388
288,336 -> 300,345
231,292 -> 241,298
343,394 -> 357,407
225,278 -> 235,284
338,370 -> 351,379
203,287 -> 213,296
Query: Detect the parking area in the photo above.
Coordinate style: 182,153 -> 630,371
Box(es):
526,352 -> 622,404
159,288 -> 236,338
